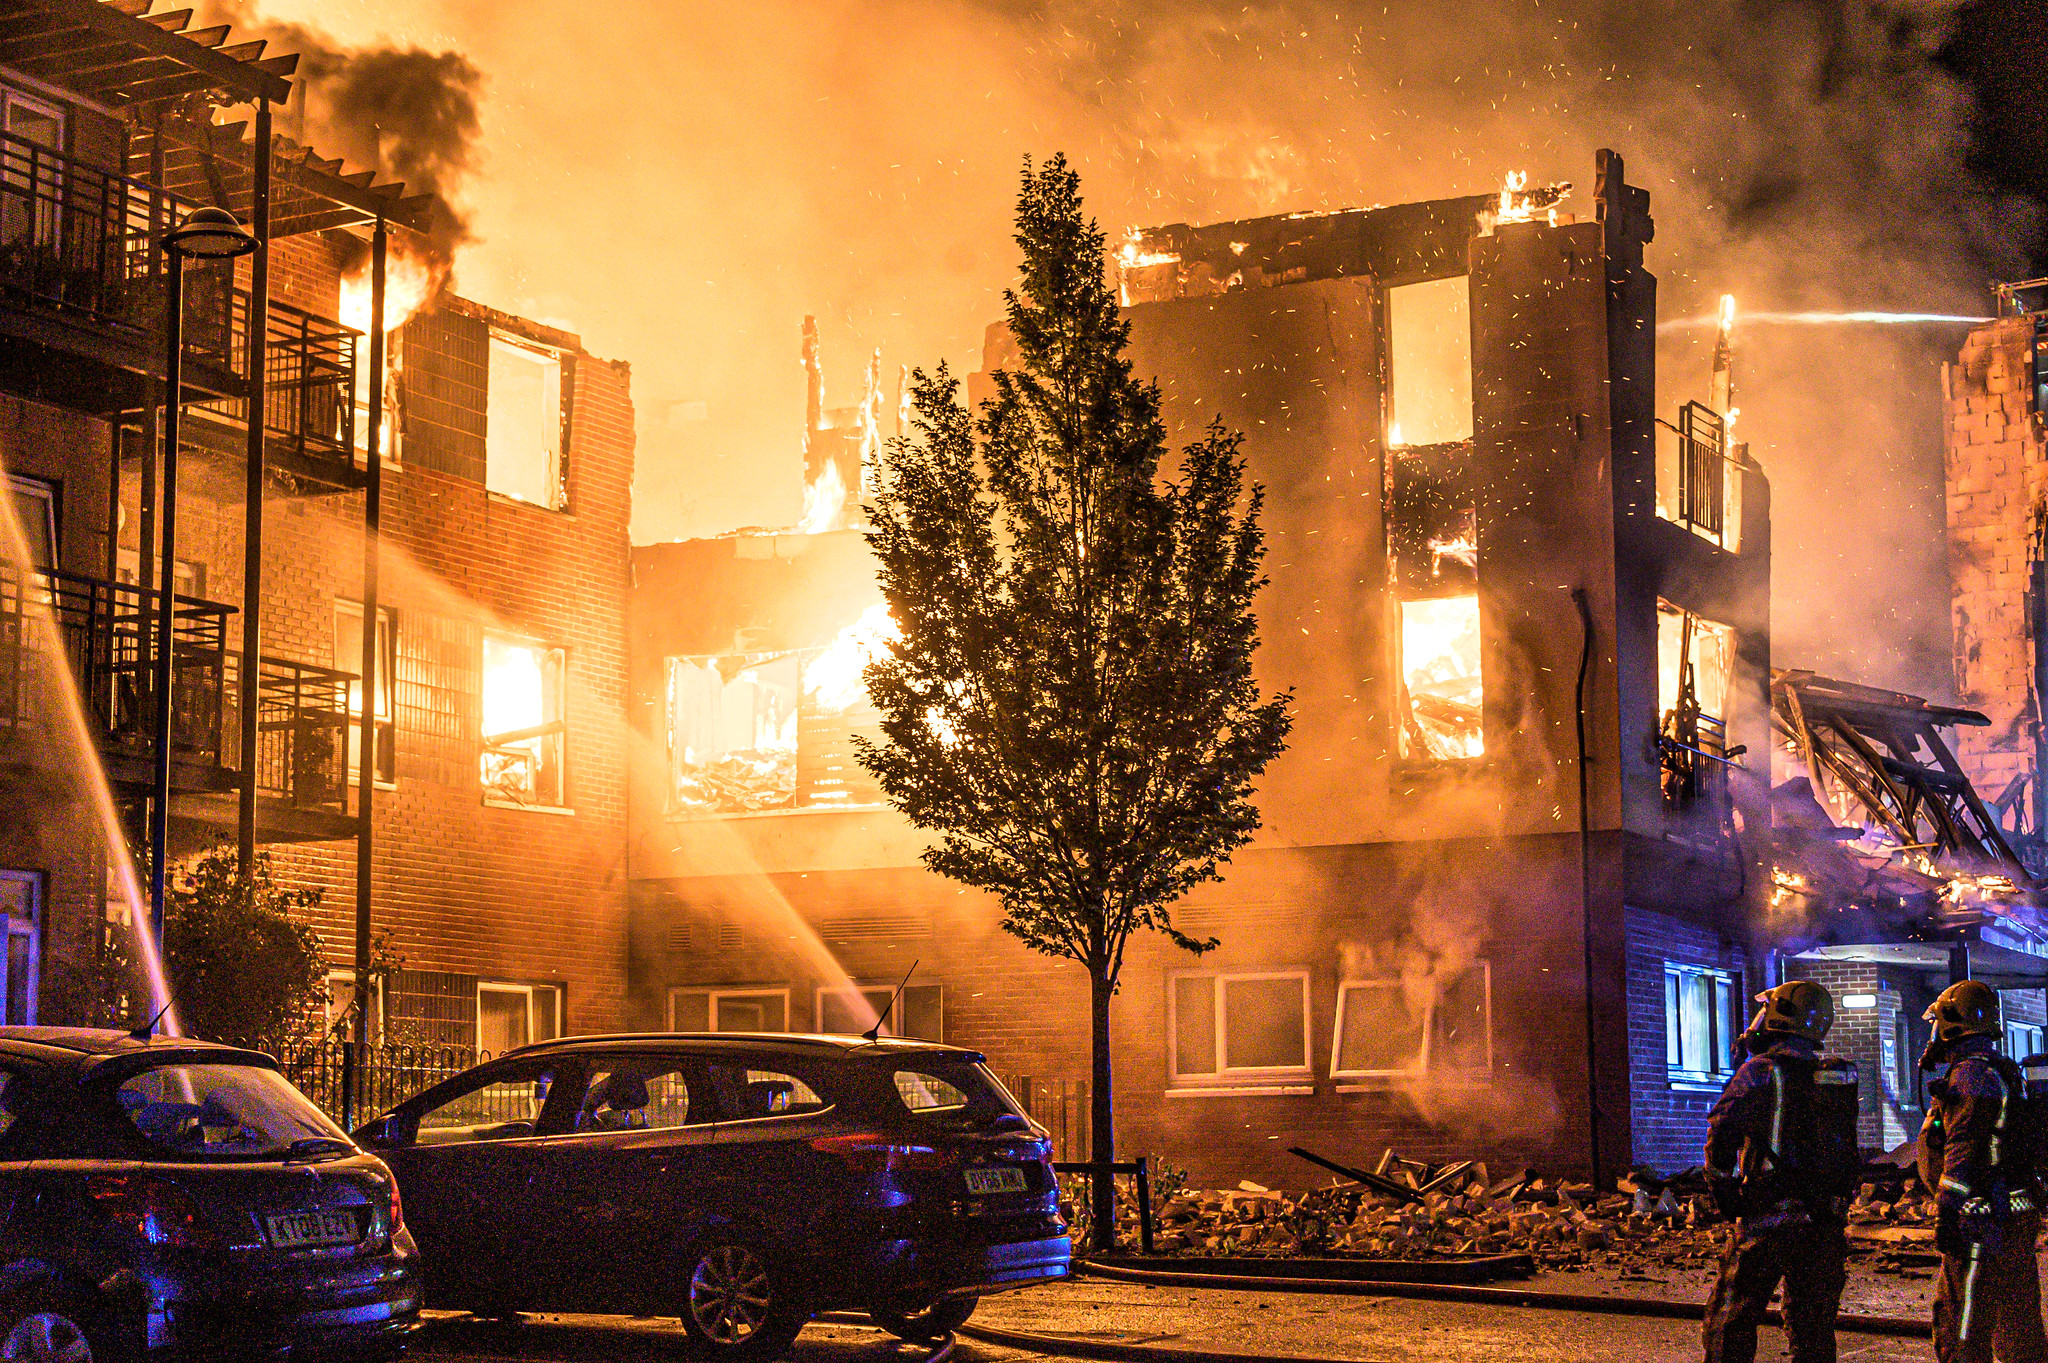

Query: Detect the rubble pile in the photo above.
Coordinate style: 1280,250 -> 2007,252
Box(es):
1079,1151 -> 1943,1272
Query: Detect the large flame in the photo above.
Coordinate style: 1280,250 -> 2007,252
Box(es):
1401,595 -> 1484,760
797,456 -> 848,535
339,240 -> 439,336
804,602 -> 899,712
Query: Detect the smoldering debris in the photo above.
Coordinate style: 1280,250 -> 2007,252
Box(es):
1075,1149 -> 1947,1277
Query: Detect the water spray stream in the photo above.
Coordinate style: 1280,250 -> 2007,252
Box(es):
0,460 -> 178,1034
1658,310 -> 1990,331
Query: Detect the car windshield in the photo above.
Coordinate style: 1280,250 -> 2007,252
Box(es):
888,1060 -> 1024,1126
113,1063 -> 349,1160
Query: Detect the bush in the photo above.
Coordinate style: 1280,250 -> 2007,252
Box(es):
162,848 -> 328,1043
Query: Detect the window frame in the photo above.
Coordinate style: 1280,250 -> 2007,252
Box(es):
1395,590 -> 1486,763
814,981 -> 944,1042
667,986 -> 792,1034
0,868 -> 41,1028
1382,273 -> 1474,451
335,599 -> 397,789
1665,964 -> 1740,1089
1330,961 -> 1494,1085
475,980 -> 563,1058
324,967 -> 384,1045
484,331 -> 565,511
1166,968 -> 1313,1091
2005,1021 -> 2045,1062
480,631 -> 569,812
6,474 -> 57,572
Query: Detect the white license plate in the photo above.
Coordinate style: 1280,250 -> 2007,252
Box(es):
265,1209 -> 360,1249
965,1166 -> 1029,1195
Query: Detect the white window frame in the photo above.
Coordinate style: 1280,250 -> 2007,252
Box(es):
335,599 -> 396,789
1,87 -> 65,254
324,968 -> 384,1044
1665,964 -> 1739,1089
0,869 -> 41,1027
2005,1021 -> 2045,1062
485,331 -> 564,510
7,474 -> 56,572
1166,968 -> 1313,1092
476,980 -> 563,1057
668,986 -> 791,1034
1330,961 -> 1494,1085
815,981 -> 944,1042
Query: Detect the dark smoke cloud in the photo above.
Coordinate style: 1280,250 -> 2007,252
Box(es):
202,1 -> 481,267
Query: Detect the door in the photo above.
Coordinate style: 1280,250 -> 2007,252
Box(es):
524,1052 -> 712,1313
378,1055 -> 575,1307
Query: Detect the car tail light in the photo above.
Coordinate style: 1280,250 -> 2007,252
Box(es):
88,1176 -> 216,1249
810,1132 -> 960,1173
386,1177 -> 404,1235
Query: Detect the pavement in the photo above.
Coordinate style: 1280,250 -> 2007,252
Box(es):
406,1250 -> 1955,1362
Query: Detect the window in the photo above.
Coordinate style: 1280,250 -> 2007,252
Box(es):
701,1062 -> 830,1120
350,326 -> 399,464
891,1062 -> 1023,1122
1665,965 -> 1739,1085
336,601 -> 395,786
668,987 -> 788,1033
1169,970 -> 1311,1087
114,1063 -> 348,1159
0,870 -> 39,1026
6,475 -> 55,572
324,969 -> 383,1044
574,1058 -> 697,1132
485,334 -> 563,509
476,982 -> 562,1057
414,1058 -> 561,1145
1385,276 -> 1472,447
1656,400 -> 1743,550
1399,594 -> 1483,760
116,549 -> 203,601
817,983 -> 942,1041
0,89 -> 63,254
1658,603 -> 1735,730
481,634 -> 566,808
2005,1021 -> 2045,1062
1331,963 -> 1492,1080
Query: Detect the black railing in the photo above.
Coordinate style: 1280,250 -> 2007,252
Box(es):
242,655 -> 354,811
0,562 -> 233,765
191,299 -> 358,466
249,1037 -> 485,1131
1679,401 -> 1725,538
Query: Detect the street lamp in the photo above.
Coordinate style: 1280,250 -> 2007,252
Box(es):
149,206 -> 257,946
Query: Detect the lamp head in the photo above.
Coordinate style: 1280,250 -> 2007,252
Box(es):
164,206 -> 256,261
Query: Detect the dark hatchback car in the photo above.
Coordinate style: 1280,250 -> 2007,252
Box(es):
360,1033 -> 1069,1357
0,1027 -> 419,1363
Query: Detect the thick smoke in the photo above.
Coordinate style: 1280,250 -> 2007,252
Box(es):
201,1 -> 480,270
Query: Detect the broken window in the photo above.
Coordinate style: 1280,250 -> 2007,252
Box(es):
817,983 -> 943,1041
1169,970 -> 1311,1086
1330,962 -> 1491,1080
480,634 -> 566,808
1664,965 -> 1737,1085
336,601 -> 396,786
666,653 -> 801,815
485,334 -> 563,508
1385,276 -> 1472,448
1658,603 -> 1734,726
668,987 -> 789,1033
1399,594 -> 1484,760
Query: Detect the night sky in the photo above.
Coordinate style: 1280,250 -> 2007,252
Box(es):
1947,0 -> 2048,276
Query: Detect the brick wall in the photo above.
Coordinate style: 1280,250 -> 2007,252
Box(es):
1624,906 -> 1749,1174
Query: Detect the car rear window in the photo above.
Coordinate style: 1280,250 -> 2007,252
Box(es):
113,1063 -> 348,1160
889,1061 -> 1023,1123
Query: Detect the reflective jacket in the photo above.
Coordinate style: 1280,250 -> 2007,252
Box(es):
1704,1035 -> 1858,1222
1919,1035 -> 2042,1219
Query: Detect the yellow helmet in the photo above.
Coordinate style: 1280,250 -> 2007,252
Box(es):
1923,980 -> 2001,1042
1751,980 -> 1834,1043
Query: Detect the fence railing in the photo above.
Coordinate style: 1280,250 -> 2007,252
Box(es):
242,655 -> 354,811
190,299 -> 359,467
1003,1074 -> 1091,1164
249,1036 -> 486,1132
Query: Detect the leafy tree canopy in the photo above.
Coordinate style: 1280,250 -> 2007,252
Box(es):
163,847 -> 328,1043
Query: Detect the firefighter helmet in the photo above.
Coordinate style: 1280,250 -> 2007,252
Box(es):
1751,980 -> 1834,1042
1923,979 -> 2001,1042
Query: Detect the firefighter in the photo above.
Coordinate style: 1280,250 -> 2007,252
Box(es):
1918,979 -> 2046,1363
1702,979 -> 1860,1363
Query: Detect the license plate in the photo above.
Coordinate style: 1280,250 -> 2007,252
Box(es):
264,1209 -> 360,1249
965,1166 -> 1029,1195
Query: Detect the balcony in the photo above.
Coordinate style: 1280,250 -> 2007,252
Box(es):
0,563 -> 358,839
0,129 -> 363,491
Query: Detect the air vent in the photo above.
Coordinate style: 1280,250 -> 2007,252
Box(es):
717,923 -> 744,953
666,923 -> 693,955
816,910 -> 933,943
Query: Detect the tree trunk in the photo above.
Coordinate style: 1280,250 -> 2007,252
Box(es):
1088,965 -> 1115,1254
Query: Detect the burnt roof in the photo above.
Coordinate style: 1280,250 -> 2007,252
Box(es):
0,0 -> 292,107
1773,669 -> 1990,730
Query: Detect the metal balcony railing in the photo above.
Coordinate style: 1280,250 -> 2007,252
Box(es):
0,564 -> 357,813
191,301 -> 359,470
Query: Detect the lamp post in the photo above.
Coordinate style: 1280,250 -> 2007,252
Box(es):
149,206 -> 256,946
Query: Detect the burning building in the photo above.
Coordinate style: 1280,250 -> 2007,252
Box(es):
0,0 -> 634,1056
627,152 -> 1780,1184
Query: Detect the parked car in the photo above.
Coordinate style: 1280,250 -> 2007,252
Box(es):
359,1032 -> 1070,1357
0,1026 -> 419,1362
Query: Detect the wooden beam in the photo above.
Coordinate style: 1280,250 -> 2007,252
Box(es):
19,0 -> 288,102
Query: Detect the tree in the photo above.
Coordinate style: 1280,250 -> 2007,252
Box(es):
861,155 -> 1293,1251
162,847 -> 329,1043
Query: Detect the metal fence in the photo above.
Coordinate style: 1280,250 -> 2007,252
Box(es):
247,1036 -> 483,1131
1003,1074 -> 1090,1164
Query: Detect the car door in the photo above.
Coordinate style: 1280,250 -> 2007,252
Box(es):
374,1055 -> 578,1308
523,1052 -> 713,1314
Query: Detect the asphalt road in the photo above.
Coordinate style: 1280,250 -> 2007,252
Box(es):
408,1274 -> 1938,1363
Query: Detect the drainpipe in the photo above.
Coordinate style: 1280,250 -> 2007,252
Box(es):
1573,586 -> 1601,1185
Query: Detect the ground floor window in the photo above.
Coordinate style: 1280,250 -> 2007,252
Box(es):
1666,964 -> 1739,1086
477,981 -> 562,1057
1331,962 -> 1491,1080
2005,1020 -> 2045,1061
324,968 -> 384,1044
817,982 -> 943,1041
0,870 -> 38,1026
669,986 -> 788,1033
1168,970 -> 1311,1087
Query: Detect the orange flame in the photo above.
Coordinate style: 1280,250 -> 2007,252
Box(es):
804,602 -> 899,712
339,240 -> 439,336
797,456 -> 848,535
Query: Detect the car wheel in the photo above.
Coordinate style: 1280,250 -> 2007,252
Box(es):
678,1239 -> 806,1360
0,1294 -> 104,1363
871,1295 -> 977,1342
